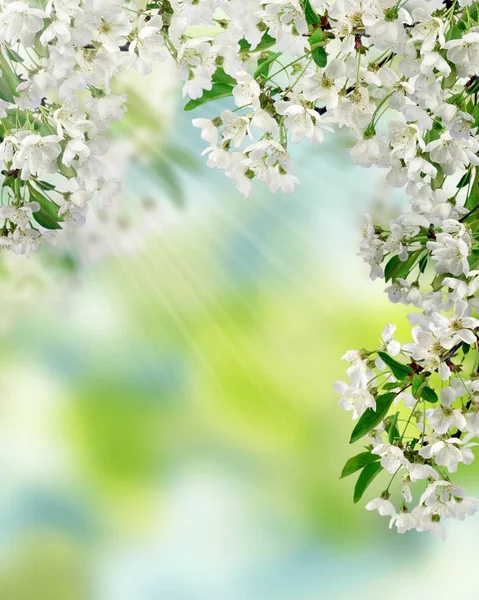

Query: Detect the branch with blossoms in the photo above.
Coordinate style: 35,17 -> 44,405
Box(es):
4,0 -> 479,536
0,0 -> 168,255
334,195 -> 479,537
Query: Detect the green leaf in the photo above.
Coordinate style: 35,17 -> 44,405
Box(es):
383,382 -> 400,390
239,32 -> 275,52
184,83 -> 234,111
387,411 -> 400,443
2,174 -> 14,190
311,45 -> 327,68
0,52 -> 19,103
473,104 -> 479,128
309,29 -> 327,67
340,452 -> 380,479
465,170 -> 479,210
34,179 -> 56,191
304,0 -> 321,24
463,342 -> 471,355
432,272 -> 446,292
448,26 -> 463,40
353,462 -> 383,503
28,184 -> 62,230
441,62 -> 456,90
254,52 -> 282,78
57,157 -> 76,179
5,47 -> 23,64
350,392 -> 397,443
384,249 -> 423,283
412,373 -> 423,398
457,170 -> 472,189
431,164 -> 445,190
424,127 -> 442,145
467,78 -> 479,95
309,28 -> 323,47
377,352 -> 413,380
34,34 -> 49,59
418,252 -> 428,274
212,67 -> 236,85
422,387 -> 438,403
0,52 -> 19,94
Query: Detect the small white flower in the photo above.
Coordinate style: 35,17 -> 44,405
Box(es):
334,379 -> 376,420
366,496 -> 396,517
375,324 -> 401,369
431,300 -> 479,349
233,71 -> 261,108
419,437 -> 467,473
372,443 -> 408,474
427,387 -> 467,434
13,134 -> 61,181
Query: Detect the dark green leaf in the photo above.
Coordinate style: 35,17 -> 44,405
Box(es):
309,29 -> 327,67
34,179 -> 56,191
353,462 -> 383,503
309,28 -> 323,45
384,249 -> 422,283
425,128 -> 442,145
377,352 -> 413,380
387,411 -> 400,443
473,104 -> 479,128
465,171 -> 479,211
448,26 -> 463,40
2,174 -> 15,190
350,392 -> 396,443
422,387 -> 438,403
418,252 -> 428,274
467,78 -> 479,95
340,452 -> 380,479
29,185 -> 62,230
184,83 -> 234,111
463,342 -> 471,355
311,45 -> 327,68
457,170 -> 472,189
412,373 -> 423,398
212,67 -> 236,85
304,0 -> 321,24
239,32 -> 275,52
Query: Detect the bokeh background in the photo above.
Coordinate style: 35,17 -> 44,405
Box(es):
0,62 -> 478,599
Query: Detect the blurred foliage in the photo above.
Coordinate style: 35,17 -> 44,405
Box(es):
0,535 -> 87,600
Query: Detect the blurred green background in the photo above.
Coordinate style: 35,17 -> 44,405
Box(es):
0,63 -> 477,600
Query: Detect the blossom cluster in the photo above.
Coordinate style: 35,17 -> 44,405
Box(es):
335,161 -> 479,537
148,0 -> 479,200
0,0 -> 166,254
